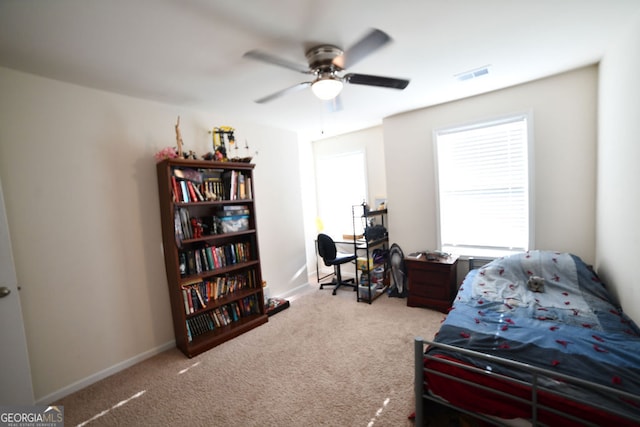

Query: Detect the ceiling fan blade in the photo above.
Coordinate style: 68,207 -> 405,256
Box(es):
254,82 -> 312,104
243,50 -> 311,74
344,73 -> 409,90
333,28 -> 391,69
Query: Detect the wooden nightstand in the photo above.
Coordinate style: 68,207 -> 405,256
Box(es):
406,255 -> 459,312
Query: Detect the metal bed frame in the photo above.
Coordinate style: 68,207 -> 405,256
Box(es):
414,338 -> 640,426
413,256 -> 640,426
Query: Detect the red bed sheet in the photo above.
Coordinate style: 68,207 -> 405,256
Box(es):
424,354 -> 637,426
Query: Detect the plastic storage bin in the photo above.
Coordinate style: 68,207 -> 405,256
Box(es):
357,257 -> 375,271
358,283 -> 383,300
219,215 -> 249,233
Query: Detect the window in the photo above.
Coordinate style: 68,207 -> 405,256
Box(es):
315,151 -> 367,237
434,114 -> 532,257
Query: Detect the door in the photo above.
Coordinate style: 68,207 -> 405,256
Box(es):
0,178 -> 34,404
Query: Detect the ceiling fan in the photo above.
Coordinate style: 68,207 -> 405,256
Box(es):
243,28 -> 410,105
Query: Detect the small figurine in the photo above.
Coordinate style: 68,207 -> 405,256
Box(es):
190,218 -> 203,239
209,126 -> 234,161
214,145 -> 227,161
175,116 -> 184,159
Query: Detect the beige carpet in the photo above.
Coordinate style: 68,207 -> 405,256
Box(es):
55,286 -> 446,426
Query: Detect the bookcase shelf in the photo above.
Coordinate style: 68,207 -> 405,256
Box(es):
157,158 -> 267,358
186,313 -> 267,355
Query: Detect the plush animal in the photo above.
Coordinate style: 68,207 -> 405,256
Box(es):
527,275 -> 545,292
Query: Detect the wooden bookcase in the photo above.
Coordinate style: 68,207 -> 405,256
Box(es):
156,158 -> 267,358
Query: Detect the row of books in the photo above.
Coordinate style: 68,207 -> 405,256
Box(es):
181,271 -> 257,314
185,295 -> 261,341
171,167 -> 252,203
225,169 -> 251,201
179,242 -> 251,277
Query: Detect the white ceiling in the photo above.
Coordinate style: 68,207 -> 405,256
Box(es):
1,0 -> 640,140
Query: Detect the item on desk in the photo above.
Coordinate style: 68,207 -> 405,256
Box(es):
342,233 -> 364,240
407,251 -> 450,261
374,198 -> 387,211
426,250 -> 450,260
363,224 -> 387,241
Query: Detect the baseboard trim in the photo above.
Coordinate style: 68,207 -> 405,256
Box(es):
37,340 -> 175,405
276,282 -> 312,300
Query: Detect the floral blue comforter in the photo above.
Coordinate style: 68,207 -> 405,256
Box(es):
429,250 -> 640,418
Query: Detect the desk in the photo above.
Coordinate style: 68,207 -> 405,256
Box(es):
406,255 -> 459,312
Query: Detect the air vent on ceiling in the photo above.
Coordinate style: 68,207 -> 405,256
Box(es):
455,65 -> 491,82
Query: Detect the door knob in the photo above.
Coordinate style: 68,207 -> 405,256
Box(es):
0,287 -> 10,298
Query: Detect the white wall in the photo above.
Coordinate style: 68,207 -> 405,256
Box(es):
0,67 -> 307,402
596,12 -> 640,320
383,67 -> 598,266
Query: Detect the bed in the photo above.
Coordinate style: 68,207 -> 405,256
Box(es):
413,250 -> 640,426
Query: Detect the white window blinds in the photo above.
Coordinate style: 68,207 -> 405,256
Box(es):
435,114 -> 531,256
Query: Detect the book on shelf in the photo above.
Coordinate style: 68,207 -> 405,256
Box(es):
194,286 -> 207,308
179,180 -> 189,203
194,250 -> 202,273
186,180 -> 198,202
238,173 -> 246,200
218,205 -> 250,217
191,183 -> 204,201
182,288 -> 191,314
174,210 -> 184,241
210,310 -> 221,328
177,208 -> 192,239
171,176 -> 180,203
205,246 -> 215,271
190,288 -> 199,312
215,308 -> 226,326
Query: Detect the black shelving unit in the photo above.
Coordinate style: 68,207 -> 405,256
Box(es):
352,203 -> 389,303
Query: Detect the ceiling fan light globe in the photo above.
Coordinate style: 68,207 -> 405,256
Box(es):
311,78 -> 343,100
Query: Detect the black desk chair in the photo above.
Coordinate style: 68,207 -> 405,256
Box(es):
317,233 -> 357,295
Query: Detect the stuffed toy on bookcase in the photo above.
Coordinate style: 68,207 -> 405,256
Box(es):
388,243 -> 407,298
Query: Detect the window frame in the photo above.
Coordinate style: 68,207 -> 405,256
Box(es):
433,112 -> 535,258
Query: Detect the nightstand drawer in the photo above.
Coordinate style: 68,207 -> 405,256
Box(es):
410,279 -> 450,299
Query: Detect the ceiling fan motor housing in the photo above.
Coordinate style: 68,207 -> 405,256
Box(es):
305,45 -> 344,72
